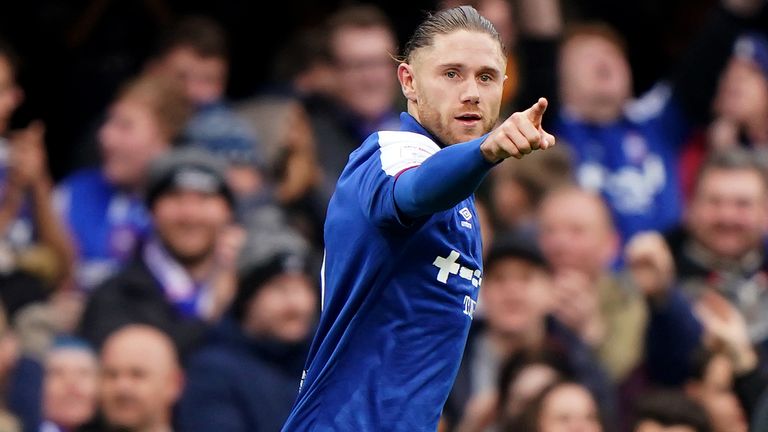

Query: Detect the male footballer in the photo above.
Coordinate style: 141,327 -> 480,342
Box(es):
282,6 -> 554,431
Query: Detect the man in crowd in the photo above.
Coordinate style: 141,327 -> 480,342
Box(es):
179,250 -> 317,431
97,325 -> 183,432
7,337 -> 99,432
146,16 -> 262,173
56,74 -> 191,290
519,0 -> 765,241
0,38 -> 74,305
680,32 -> 768,197
79,148 -> 243,354
305,4 -> 401,183
629,149 -> 768,385
446,233 -> 614,430
537,186 -> 646,383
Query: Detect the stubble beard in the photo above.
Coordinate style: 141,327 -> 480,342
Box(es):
159,231 -> 215,268
417,102 -> 497,146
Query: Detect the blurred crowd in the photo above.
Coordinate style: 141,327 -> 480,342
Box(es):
0,0 -> 766,431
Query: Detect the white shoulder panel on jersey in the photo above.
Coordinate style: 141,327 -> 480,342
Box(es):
624,81 -> 673,123
377,131 -> 441,176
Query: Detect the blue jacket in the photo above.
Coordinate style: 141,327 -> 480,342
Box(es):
178,318 -> 309,432
55,168 -> 151,290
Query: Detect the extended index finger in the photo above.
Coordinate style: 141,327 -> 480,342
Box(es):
524,97 -> 548,127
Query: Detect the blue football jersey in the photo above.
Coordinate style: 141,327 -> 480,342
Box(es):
282,113 -> 483,431
555,83 -> 689,242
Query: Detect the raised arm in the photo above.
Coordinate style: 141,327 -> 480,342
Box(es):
11,122 -> 76,285
394,98 -> 554,218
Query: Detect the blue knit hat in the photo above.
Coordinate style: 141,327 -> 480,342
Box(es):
184,104 -> 263,167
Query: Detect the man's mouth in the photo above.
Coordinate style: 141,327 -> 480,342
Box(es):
455,113 -> 482,126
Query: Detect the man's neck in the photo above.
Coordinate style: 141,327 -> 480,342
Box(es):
406,101 -> 420,124
151,238 -> 216,284
686,238 -> 763,274
181,254 -> 216,282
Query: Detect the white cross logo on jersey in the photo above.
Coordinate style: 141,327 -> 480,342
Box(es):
433,250 -> 482,286
433,250 -> 461,283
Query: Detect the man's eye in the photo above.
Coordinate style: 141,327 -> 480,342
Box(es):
479,74 -> 492,82
446,71 -> 457,79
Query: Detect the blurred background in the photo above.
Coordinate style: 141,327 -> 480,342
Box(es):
0,1 -> 766,431
0,0 -> 733,179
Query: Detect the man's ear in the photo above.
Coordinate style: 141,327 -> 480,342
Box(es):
397,63 -> 418,102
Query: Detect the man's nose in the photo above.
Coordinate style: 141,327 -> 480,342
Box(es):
461,78 -> 480,104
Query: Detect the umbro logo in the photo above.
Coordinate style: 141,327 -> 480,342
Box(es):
459,207 -> 473,229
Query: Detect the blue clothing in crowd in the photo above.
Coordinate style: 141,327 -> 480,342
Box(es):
55,168 -> 151,290
555,84 -> 689,242
178,318 -> 309,432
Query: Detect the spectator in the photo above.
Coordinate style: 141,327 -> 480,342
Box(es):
0,39 -> 74,303
508,380 -> 604,432
487,145 -> 573,234
693,290 -> 768,426
97,325 -> 183,432
528,0 -> 765,242
270,26 -> 335,99
710,32 -> 768,149
627,149 -> 768,386
445,233 -> 614,430
56,74 -> 191,290
190,100 -> 316,259
40,338 -> 99,432
684,349 -> 748,432
147,16 -> 228,107
79,148 -> 243,354
680,32 -> 768,196
632,390 -> 711,432
8,335 -> 100,432
671,150 -> 768,346
1,120 -> 75,288
494,349 -> 574,431
235,97 -> 326,246
625,230 -> 703,388
178,250 -> 317,431
306,4 -> 400,183
537,186 -> 647,383
146,16 -> 263,176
